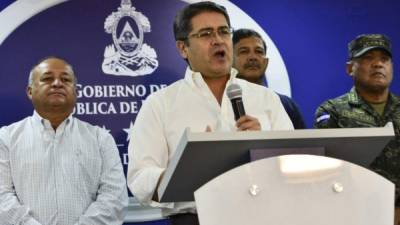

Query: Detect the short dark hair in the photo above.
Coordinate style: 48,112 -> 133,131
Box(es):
173,1 -> 231,43
232,28 -> 267,54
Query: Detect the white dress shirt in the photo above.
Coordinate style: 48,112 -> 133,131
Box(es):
127,67 -> 293,216
0,111 -> 128,225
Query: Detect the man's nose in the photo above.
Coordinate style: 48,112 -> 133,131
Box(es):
211,32 -> 224,45
372,59 -> 384,68
51,78 -> 63,87
247,52 -> 258,61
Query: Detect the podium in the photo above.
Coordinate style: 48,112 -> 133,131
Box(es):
157,127 -> 394,202
194,155 -> 395,225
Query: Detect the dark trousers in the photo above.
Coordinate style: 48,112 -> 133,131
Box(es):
169,213 -> 199,225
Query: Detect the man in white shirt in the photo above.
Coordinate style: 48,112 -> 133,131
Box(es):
127,2 -> 293,225
0,57 -> 128,225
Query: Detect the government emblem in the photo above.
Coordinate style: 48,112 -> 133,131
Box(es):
102,0 -> 158,76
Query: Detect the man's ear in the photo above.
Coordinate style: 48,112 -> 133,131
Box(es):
261,57 -> 269,74
26,86 -> 33,100
176,40 -> 188,60
264,57 -> 269,69
346,61 -> 354,77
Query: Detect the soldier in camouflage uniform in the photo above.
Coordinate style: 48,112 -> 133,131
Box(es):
314,34 -> 400,211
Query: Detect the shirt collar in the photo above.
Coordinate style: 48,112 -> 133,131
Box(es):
183,66 -> 239,88
348,87 -> 362,105
32,110 -> 73,130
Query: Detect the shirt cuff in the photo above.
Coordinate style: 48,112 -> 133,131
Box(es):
130,166 -> 165,205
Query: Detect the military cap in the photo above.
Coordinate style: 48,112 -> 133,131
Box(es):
348,34 -> 392,59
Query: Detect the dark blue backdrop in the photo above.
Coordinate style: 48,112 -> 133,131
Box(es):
0,1 -> 399,224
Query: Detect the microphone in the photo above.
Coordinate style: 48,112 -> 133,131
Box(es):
227,83 -> 246,121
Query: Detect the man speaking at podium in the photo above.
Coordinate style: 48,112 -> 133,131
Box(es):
127,1 -> 293,225
0,57 -> 128,225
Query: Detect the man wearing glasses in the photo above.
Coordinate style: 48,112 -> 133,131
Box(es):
127,2 -> 293,225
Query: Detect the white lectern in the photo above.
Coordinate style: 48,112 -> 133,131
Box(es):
194,155 -> 395,225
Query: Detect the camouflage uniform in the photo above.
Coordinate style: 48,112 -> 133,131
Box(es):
314,87 -> 400,206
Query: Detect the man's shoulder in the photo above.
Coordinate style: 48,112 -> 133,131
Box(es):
0,116 -> 32,145
236,78 -> 277,96
1,116 -> 32,134
73,116 -> 105,129
277,93 -> 296,106
70,118 -> 118,154
318,92 -> 352,109
314,91 -> 364,128
276,93 -> 302,112
144,79 -> 185,102
390,91 -> 400,104
72,117 -> 110,138
236,78 -> 263,89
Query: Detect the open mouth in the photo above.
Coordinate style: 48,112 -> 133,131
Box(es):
213,50 -> 226,59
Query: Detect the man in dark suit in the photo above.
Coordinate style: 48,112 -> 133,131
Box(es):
232,28 -> 306,129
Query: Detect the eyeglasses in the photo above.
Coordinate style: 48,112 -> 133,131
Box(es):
187,27 -> 234,40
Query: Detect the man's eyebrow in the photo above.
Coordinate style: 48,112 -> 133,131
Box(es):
255,46 -> 265,51
196,25 -> 229,32
195,27 -> 214,32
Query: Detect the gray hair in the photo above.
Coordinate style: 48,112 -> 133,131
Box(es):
28,70 -> 34,87
28,56 -> 77,87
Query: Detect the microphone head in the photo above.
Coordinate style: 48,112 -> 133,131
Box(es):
226,83 -> 242,99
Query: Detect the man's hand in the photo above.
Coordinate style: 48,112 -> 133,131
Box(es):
152,171 -> 165,202
236,115 -> 261,131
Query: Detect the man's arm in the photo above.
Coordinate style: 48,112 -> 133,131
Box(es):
74,131 -> 128,225
313,101 -> 339,128
127,95 -> 174,208
0,131 -> 43,225
278,94 -> 307,129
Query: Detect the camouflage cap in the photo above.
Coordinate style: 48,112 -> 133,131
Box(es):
348,34 -> 392,59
